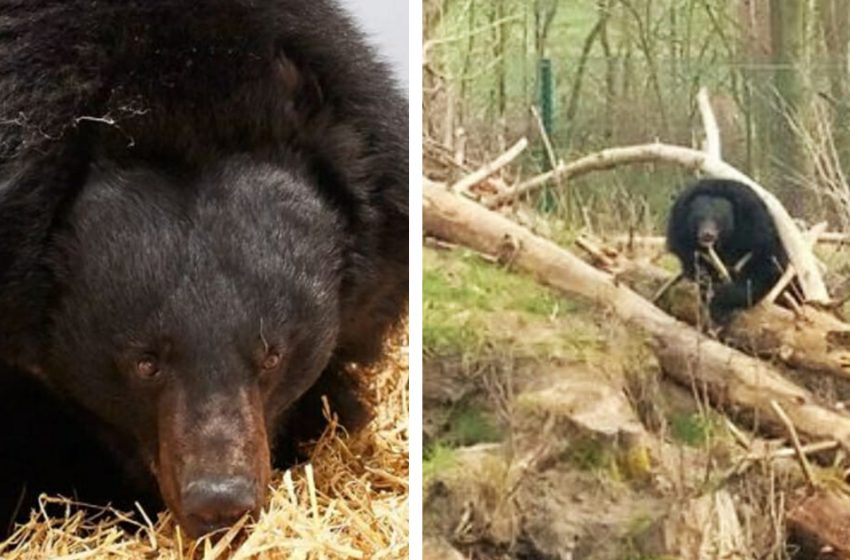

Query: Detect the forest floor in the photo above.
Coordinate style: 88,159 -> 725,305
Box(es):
423,243 -> 850,560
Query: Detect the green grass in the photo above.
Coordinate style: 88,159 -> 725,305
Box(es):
423,444 -> 457,483
669,412 -> 716,447
423,265 -> 486,353
443,404 -> 504,447
424,247 -> 588,356
563,437 -> 616,472
424,248 -> 571,316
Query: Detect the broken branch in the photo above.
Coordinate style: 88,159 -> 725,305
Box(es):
449,137 -> 528,195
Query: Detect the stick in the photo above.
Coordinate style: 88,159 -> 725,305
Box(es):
765,264 -> 798,305
423,13 -> 523,55
804,222 -> 830,244
732,252 -> 752,274
531,106 -> 560,174
576,235 -> 618,271
732,440 -> 839,477
705,245 -> 732,282
725,418 -> 753,449
770,400 -> 816,487
530,104 -> 568,211
652,272 -> 683,303
757,440 -> 838,461
449,137 -> 528,195
763,222 -> 828,306
782,292 -> 804,316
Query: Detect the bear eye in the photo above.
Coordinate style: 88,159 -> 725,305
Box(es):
260,350 -> 282,371
136,355 -> 160,379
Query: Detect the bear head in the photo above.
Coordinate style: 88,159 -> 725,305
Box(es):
40,155 -> 343,537
685,194 -> 735,249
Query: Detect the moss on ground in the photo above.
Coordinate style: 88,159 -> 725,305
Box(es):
423,444 -> 456,483
424,246 -> 601,360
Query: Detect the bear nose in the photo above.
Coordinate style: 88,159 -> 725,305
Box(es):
698,230 -> 717,246
181,475 -> 258,535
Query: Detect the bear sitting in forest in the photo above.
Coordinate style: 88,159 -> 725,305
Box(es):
666,178 -> 787,322
0,0 -> 407,539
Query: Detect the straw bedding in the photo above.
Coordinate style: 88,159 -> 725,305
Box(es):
0,327 -> 409,559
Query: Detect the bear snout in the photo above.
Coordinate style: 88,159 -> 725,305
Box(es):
156,384 -> 272,537
698,224 -> 719,247
181,475 -> 261,537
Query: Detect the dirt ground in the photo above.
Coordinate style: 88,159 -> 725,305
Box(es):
423,246 -> 839,560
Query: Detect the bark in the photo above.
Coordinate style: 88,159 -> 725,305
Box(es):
495,0 -> 506,120
599,249 -> 850,382
598,0 -> 616,141
737,0 -> 774,182
770,0 -> 809,212
788,491 -> 850,559
818,0 -> 850,172
697,88 -> 721,158
533,0 -> 558,58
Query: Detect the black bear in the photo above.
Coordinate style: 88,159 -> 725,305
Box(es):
666,178 -> 787,322
0,0 -> 407,538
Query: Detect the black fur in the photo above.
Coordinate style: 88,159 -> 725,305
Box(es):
0,0 -> 407,534
666,178 -> 786,322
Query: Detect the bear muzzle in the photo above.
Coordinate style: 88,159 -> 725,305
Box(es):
155,384 -> 272,538
181,475 -> 262,537
698,224 -> 719,247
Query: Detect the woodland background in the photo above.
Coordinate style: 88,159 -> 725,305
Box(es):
424,0 -> 850,229
423,3 -> 850,559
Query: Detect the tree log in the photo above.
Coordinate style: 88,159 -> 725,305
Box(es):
592,246 -> 850,382
610,232 -> 850,249
424,184 -> 850,448
787,491 -> 850,559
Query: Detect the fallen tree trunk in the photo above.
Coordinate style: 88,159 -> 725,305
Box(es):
721,304 -> 850,381
611,232 -> 850,249
577,240 -> 850,382
424,183 -> 850,448
787,491 -> 850,559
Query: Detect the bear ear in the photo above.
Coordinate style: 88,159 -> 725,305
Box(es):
273,53 -> 324,112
